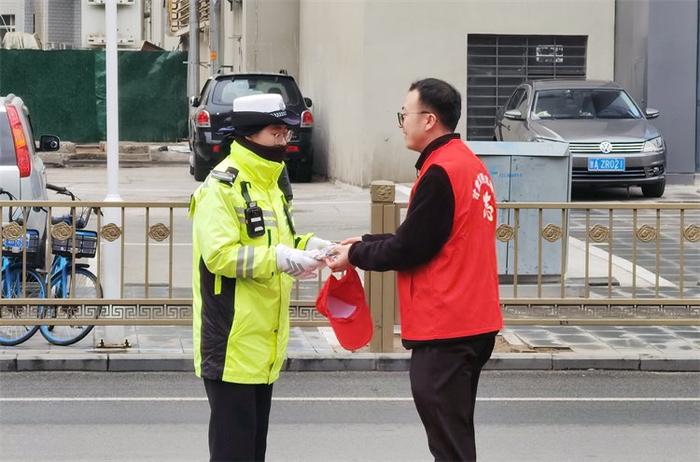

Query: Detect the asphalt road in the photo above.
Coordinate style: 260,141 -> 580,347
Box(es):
1,370 -> 698,461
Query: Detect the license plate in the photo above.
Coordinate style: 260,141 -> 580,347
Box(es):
588,157 -> 625,172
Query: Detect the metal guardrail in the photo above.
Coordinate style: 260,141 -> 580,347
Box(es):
1,193 -> 699,353
365,181 -> 700,352
0,200 -> 328,330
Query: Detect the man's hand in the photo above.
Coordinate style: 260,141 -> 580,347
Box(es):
276,244 -> 325,279
325,243 -> 352,272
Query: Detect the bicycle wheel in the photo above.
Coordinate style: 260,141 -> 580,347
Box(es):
40,267 -> 100,346
0,266 -> 44,346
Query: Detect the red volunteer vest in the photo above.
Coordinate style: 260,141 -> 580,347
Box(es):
397,139 -> 503,341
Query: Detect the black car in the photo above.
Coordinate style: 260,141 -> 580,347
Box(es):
188,72 -> 315,182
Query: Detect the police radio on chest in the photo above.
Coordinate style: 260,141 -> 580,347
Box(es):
241,181 -> 266,238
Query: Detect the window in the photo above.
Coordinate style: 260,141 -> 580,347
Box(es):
0,15 -> 15,41
505,88 -> 526,111
532,89 -> 643,120
516,90 -> 530,115
466,34 -> 588,140
212,77 -> 302,109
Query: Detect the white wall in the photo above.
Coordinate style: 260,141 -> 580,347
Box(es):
300,0 -> 616,185
242,0 -> 299,76
299,0 -> 369,185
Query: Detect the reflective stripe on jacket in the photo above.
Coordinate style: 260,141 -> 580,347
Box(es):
190,141 -> 312,384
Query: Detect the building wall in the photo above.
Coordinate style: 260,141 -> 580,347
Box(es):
0,0 -> 25,34
46,0 -> 80,48
221,1 -> 243,72
300,0 -> 616,185
614,0 -> 649,108
647,0 -> 698,178
697,0 -> 700,173
242,0 -> 299,77
299,0 -> 368,185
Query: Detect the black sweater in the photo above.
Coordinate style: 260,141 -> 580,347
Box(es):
348,133 -> 459,271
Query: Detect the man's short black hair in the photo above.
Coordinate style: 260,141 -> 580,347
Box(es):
409,78 -> 462,132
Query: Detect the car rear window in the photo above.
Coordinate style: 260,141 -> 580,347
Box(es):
0,111 -> 15,166
212,76 -> 303,110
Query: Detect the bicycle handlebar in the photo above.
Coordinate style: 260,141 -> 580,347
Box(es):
46,184 -> 98,230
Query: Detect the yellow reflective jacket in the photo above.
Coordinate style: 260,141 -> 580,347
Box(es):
189,141 -> 312,384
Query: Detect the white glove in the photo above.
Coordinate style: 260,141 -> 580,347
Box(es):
305,236 -> 333,251
276,244 -> 325,279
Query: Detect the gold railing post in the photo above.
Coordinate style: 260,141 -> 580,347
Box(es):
367,181 -> 396,353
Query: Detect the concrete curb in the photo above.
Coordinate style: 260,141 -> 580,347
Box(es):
38,149 -> 190,167
2,352 -> 699,372
0,353 -> 18,372
16,354 -> 108,372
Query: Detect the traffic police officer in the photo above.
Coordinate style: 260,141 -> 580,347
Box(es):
190,93 -> 332,461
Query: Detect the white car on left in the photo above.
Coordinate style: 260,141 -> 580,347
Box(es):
0,94 -> 60,267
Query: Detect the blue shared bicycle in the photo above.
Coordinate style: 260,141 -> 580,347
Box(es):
39,184 -> 101,346
0,189 -> 46,346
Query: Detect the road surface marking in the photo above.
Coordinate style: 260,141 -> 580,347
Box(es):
1,397 -> 698,403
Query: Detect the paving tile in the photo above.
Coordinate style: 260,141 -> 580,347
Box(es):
553,334 -> 601,344
673,331 -> 700,340
623,327 -> 673,335
606,339 -> 659,349
568,343 -> 618,352
589,331 -> 630,339
135,335 -> 183,349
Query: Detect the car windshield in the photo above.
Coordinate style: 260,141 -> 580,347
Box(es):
532,89 -> 643,120
212,77 -> 303,110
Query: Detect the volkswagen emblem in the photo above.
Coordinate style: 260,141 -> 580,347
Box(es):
599,141 -> 613,154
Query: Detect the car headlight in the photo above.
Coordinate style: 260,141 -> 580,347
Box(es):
642,136 -> 665,153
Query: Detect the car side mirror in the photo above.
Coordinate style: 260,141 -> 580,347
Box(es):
303,97 -> 313,108
189,96 -> 200,107
645,108 -> 660,119
504,109 -> 524,121
38,135 -> 60,152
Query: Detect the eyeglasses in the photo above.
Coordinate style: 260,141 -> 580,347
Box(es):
270,129 -> 294,143
397,111 -> 432,128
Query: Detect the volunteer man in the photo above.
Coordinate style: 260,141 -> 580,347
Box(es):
190,93 -> 333,461
327,78 -> 503,462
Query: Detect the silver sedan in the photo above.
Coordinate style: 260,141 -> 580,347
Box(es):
494,80 -> 666,198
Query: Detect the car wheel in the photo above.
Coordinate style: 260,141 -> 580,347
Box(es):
193,155 -> 209,182
189,164 -> 194,176
641,179 -> 665,198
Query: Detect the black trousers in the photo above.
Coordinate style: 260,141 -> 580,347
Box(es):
409,332 -> 496,462
202,378 -> 274,462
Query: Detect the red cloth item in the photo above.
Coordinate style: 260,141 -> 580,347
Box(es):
315,268 -> 373,351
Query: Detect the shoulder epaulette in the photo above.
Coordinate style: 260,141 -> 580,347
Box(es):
210,167 -> 239,186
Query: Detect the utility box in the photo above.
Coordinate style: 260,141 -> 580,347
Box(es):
467,141 -> 571,279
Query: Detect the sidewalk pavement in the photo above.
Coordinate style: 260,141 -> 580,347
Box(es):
1,324 -> 698,373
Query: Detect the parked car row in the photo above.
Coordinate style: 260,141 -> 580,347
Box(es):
493,80 -> 666,197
